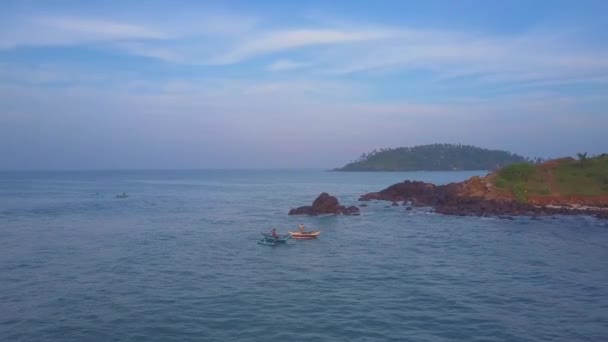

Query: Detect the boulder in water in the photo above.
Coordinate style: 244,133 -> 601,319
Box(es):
289,192 -> 360,216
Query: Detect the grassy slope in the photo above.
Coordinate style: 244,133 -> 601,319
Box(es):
493,155 -> 608,201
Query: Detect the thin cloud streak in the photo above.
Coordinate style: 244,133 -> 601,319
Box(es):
267,59 -> 307,71
212,28 -> 396,64
0,16 -> 167,49
2,13 -> 607,89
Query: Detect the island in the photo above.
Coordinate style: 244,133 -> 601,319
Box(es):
359,154 -> 608,219
333,144 -> 528,171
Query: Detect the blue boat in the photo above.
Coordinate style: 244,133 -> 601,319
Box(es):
260,232 -> 291,241
258,233 -> 291,246
257,238 -> 280,246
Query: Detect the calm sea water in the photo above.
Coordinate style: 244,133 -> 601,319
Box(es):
1,170 -> 607,342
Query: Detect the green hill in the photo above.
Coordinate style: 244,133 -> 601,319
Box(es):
334,144 -> 528,171
493,154 -> 608,201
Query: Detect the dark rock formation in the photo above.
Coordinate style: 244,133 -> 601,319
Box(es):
311,192 -> 339,212
288,206 -> 314,215
359,180 -> 608,220
359,204 -> 368,207
344,206 -> 360,215
289,192 -> 360,216
359,181 -> 439,203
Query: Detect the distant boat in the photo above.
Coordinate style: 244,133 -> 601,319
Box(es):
91,192 -> 102,198
116,192 -> 129,199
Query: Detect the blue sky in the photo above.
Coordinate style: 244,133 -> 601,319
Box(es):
1,0 -> 607,169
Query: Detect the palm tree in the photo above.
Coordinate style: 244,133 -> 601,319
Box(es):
576,152 -> 588,167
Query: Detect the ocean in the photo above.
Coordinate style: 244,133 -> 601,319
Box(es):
1,170 -> 607,341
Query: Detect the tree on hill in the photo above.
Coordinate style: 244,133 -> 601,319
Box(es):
576,152 -> 588,161
576,152 -> 588,167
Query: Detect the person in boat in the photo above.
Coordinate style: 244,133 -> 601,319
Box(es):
271,228 -> 278,238
298,223 -> 306,233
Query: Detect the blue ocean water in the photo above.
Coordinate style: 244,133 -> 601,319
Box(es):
1,170 -> 607,342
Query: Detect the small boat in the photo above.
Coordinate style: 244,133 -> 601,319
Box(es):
258,231 -> 292,246
116,192 -> 129,199
288,231 -> 321,239
258,236 -> 291,246
260,232 -> 291,242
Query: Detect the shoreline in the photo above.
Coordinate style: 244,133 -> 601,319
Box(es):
358,179 -> 608,220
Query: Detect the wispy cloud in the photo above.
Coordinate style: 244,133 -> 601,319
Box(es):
213,28 -> 395,64
267,59 -> 307,71
1,11 -> 608,97
38,16 -> 168,40
0,16 -> 167,49
1,4 -> 607,169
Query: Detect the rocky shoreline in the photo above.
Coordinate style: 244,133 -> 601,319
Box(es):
287,183 -> 608,220
359,180 -> 608,220
289,155 -> 608,220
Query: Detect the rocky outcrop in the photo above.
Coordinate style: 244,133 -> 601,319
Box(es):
289,193 -> 360,216
343,205 -> 361,215
359,180 -> 439,203
359,179 -> 608,219
359,180 -> 464,208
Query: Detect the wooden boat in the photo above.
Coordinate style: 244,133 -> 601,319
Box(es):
288,231 -> 321,239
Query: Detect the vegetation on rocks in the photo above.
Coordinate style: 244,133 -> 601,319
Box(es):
493,154 -> 608,201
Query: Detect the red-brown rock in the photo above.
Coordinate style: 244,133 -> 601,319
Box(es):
289,192 -> 360,216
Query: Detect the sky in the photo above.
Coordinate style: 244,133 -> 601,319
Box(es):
1,0 -> 607,169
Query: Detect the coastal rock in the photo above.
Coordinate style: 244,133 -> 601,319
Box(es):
312,192 -> 340,213
359,180 -> 439,203
288,206 -> 314,216
289,192 -> 360,216
344,206 -> 361,215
